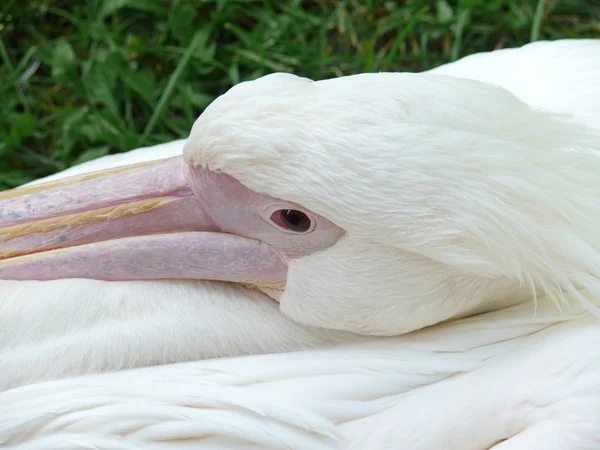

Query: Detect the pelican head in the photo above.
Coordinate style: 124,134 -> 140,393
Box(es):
1,72 -> 599,335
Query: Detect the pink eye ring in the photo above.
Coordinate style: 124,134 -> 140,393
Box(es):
270,209 -> 312,233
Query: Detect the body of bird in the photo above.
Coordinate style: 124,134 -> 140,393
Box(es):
1,39 -> 600,449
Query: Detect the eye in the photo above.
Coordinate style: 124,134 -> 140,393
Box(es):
270,209 -> 312,233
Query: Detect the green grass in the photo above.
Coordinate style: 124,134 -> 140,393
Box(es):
0,0 -> 598,189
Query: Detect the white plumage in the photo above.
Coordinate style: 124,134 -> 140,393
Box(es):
1,39 -> 600,449
427,39 -> 600,130
3,297 -> 598,449
0,279 -> 357,391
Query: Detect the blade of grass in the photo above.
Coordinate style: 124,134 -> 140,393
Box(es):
141,28 -> 210,142
451,8 -> 471,61
381,6 -> 430,72
0,37 -> 31,111
530,0 -> 546,41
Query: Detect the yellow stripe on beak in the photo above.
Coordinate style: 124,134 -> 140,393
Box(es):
0,198 -> 174,260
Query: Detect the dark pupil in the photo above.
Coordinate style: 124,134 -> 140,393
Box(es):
280,209 -> 311,232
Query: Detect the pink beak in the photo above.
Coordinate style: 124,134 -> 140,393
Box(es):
0,157 -> 288,286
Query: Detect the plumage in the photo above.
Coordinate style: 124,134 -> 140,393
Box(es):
2,295 -> 598,449
1,39 -> 600,449
0,279 -> 358,391
426,39 -> 600,130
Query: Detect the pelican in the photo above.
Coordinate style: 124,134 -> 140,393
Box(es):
1,39 -> 600,449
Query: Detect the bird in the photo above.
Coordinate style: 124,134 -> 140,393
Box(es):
1,38 -> 600,449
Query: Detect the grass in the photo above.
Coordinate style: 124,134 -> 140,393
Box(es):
0,0 -> 598,189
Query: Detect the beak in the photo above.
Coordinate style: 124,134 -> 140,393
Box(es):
0,156 -> 287,288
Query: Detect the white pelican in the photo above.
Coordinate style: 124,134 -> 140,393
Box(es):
1,39 -> 600,449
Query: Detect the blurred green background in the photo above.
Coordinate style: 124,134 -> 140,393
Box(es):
0,0 -> 598,188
